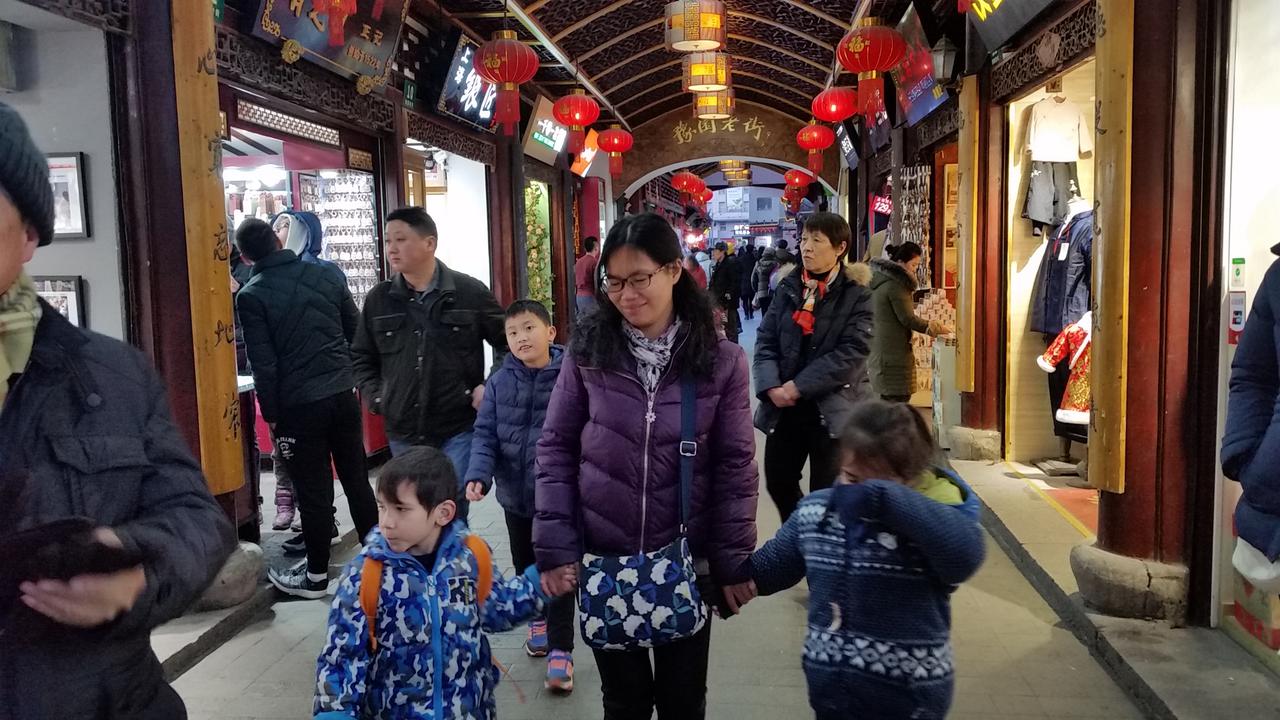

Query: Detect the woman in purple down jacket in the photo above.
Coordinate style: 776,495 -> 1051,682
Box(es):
534,213 -> 759,720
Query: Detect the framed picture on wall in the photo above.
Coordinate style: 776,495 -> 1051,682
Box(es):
31,275 -> 85,327
46,153 -> 89,239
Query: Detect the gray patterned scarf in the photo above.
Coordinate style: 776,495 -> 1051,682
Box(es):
624,319 -> 682,394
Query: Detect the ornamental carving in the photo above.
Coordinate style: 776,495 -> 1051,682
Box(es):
524,158 -> 559,185
215,27 -> 395,134
906,96 -> 960,159
991,1 -> 1097,103
18,0 -> 130,35
404,110 -> 496,167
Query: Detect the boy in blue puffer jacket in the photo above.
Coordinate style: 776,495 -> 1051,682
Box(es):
750,400 -> 986,720
315,447 -> 566,719
464,299 -> 576,692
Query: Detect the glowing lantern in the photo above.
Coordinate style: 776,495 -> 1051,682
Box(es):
796,120 -> 835,174
474,31 -> 540,136
682,52 -> 731,92
693,89 -> 734,120
597,124 -> 633,180
812,86 -> 858,123
784,168 -> 814,189
664,0 -> 726,52
672,170 -> 701,194
837,19 -> 907,117
553,89 -> 601,156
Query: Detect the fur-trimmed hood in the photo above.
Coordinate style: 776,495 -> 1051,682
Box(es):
870,258 -> 917,291
779,261 -> 872,288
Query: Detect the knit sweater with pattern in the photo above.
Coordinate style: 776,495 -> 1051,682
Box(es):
749,471 -> 985,719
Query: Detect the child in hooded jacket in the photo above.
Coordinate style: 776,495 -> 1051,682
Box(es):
749,400 -> 985,720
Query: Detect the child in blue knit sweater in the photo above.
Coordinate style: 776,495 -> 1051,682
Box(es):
750,400 -> 986,720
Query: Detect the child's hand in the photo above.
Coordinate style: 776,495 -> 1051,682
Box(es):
722,580 -> 758,615
465,482 -> 487,502
541,564 -> 578,597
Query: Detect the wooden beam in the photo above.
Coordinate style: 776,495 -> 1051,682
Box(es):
607,59 -> 682,95
552,0 -> 634,42
729,11 -> 833,51
783,0 -> 852,30
577,18 -> 663,63
728,34 -> 830,73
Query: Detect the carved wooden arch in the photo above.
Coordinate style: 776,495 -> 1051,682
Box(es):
990,0 -> 1097,103
404,110 -> 496,167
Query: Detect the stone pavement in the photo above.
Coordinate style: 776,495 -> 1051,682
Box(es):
175,316 -> 1143,718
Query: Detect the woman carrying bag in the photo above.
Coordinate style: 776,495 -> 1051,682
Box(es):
534,213 -> 759,719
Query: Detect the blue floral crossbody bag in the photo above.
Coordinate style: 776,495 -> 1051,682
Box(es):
577,375 -> 709,650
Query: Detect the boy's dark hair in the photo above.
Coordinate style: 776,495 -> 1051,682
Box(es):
235,217 -> 279,262
504,299 -> 552,326
803,211 -> 853,262
840,400 -> 935,483
582,236 -> 598,253
376,447 -> 458,510
386,206 -> 438,239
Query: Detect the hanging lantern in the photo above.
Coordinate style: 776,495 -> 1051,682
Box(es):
812,86 -> 858,123
682,52 -> 731,92
698,188 -> 714,205
325,0 -> 358,47
837,19 -> 907,120
692,89 -> 734,120
664,0 -> 726,52
597,124 -> 633,179
720,159 -> 745,171
796,120 -> 835,174
672,170 -> 700,194
689,176 -> 707,195
784,168 -> 814,189
858,75 -> 888,117
475,31 -> 540,137
553,89 -> 601,156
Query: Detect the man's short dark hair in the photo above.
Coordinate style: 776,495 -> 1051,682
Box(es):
802,212 -> 853,261
713,242 -> 728,253
505,299 -> 552,326
376,447 -> 458,510
235,217 -> 279,262
386,207 -> 438,239
582,236 -> 598,253
777,239 -> 789,251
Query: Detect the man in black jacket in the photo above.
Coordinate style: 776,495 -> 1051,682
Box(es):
0,101 -> 235,717
352,207 -> 506,518
709,241 -> 741,343
235,218 -> 378,598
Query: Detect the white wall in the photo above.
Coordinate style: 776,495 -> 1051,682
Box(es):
9,27 -> 124,339
1212,0 -> 1280,625
429,153 -> 492,288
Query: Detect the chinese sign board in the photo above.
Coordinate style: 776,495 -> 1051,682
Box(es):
891,6 -> 949,127
254,0 -> 410,89
523,96 -> 568,166
967,0 -> 1055,54
437,35 -> 497,133
671,116 -> 770,145
570,129 -> 600,177
834,120 -> 859,169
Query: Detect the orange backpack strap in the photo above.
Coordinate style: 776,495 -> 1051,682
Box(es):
359,557 -> 384,652
464,534 -> 493,609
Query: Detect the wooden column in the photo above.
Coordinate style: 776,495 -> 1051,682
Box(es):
170,0 -> 242,494
955,76 -> 981,396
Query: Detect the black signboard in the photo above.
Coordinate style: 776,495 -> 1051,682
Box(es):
967,0 -> 1056,54
253,0 -> 410,88
834,120 -> 860,170
436,35 -> 497,133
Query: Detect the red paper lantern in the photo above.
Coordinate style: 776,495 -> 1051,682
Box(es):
836,21 -> 907,76
797,120 -> 835,174
698,188 -> 714,204
553,89 -> 601,156
475,31 -> 540,136
784,168 -> 814,189
812,86 -> 858,123
598,124 -> 633,179
672,170 -> 700,193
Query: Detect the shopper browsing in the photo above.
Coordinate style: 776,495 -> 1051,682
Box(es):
464,299 -> 577,693
749,400 -> 986,720
315,447 -> 570,719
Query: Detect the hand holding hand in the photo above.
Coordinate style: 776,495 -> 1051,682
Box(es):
465,482 -> 488,502
471,385 -> 486,411
722,580 -> 758,615
19,528 -> 146,628
781,381 -> 802,404
767,387 -> 796,409
541,564 -> 578,597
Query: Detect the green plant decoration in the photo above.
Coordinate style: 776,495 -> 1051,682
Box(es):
524,181 -> 554,317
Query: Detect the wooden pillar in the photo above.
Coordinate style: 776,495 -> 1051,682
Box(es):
170,0 -> 242,494
955,77 -> 981,395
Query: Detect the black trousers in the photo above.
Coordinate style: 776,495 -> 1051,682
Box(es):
740,294 -> 755,320
505,511 -> 575,652
765,402 -> 841,522
593,621 -> 713,720
275,390 -> 378,575
759,295 -> 773,316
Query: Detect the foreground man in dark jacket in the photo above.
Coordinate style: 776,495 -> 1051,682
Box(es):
352,207 -> 507,519
0,102 -> 234,718
235,218 -> 377,599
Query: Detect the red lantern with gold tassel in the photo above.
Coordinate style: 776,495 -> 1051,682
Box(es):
784,168 -> 814,190
672,170 -> 700,195
553,89 -> 601,156
837,19 -> 907,118
475,31 -> 540,136
698,187 -> 714,209
796,120 -> 835,175
812,86 -> 858,123
598,124 -> 633,180
325,0 -> 358,47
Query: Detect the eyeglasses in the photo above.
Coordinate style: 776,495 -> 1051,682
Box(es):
602,265 -> 672,294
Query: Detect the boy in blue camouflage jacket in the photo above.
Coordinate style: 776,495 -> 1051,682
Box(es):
315,447 -> 572,719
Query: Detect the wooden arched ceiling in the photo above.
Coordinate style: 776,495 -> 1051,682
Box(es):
438,0 -> 915,128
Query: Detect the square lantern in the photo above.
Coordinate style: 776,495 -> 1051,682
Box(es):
665,0 -> 726,52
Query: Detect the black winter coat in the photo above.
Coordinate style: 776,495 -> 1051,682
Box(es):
352,263 -> 507,444
0,301 -> 235,718
1030,211 -> 1093,336
753,263 -> 874,437
235,250 -> 359,422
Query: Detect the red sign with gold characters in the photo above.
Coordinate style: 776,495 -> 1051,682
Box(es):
254,0 -> 409,92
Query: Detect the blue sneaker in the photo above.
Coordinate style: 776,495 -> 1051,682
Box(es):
546,650 -> 574,693
525,620 -> 549,657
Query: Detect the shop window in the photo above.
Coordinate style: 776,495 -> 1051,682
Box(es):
756,197 -> 772,211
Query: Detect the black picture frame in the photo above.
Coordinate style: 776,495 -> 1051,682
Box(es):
46,152 -> 90,239
31,275 -> 86,328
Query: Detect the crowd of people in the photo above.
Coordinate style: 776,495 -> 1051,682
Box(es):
2,100 -> 991,720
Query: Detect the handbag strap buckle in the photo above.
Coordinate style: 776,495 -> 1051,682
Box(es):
680,441 -> 698,457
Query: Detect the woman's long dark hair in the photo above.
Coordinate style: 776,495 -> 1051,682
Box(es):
571,213 -> 719,378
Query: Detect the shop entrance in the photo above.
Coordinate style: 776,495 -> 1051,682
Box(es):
1002,58 -> 1098,534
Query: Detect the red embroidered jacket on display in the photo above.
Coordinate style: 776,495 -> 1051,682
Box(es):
1037,312 -> 1092,425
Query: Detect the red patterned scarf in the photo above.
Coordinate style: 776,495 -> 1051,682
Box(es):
792,266 -> 839,336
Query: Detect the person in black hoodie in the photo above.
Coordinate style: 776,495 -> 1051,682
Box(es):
0,100 -> 235,719
709,242 -> 741,343
235,218 -> 378,599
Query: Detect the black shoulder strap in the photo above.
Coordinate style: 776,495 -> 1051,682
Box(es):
678,374 -> 698,531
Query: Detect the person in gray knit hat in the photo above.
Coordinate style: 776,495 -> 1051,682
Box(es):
0,101 -> 235,717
